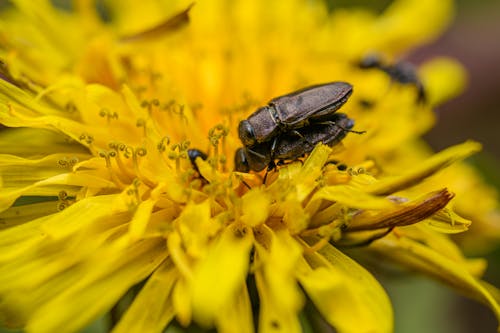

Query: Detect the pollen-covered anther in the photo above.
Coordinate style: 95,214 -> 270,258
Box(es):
140,99 -> 160,115
98,150 -> 113,167
136,118 -> 147,136
107,141 -> 135,180
208,124 -> 229,170
98,108 -> 118,122
79,132 -> 94,145
347,167 -> 366,176
57,190 -> 74,211
168,141 -> 190,171
119,146 -> 155,188
162,100 -> 186,118
157,136 -> 170,152
125,179 -> 142,207
65,101 -> 78,113
58,190 -> 68,201
57,156 -> 79,169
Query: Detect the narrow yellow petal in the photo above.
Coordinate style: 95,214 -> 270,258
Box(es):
26,238 -> 167,333
189,224 -> 253,327
298,238 -> 393,333
175,200 -> 217,258
371,235 -> 500,322
309,185 -> 396,211
112,260 -> 179,333
420,57 -> 467,106
388,225 -> 487,277
128,198 -> 155,241
295,144 -> 332,202
365,141 -> 482,195
0,201 -> 59,229
172,277 -> 192,327
254,229 -> 304,333
0,128 -> 88,157
425,207 -> 471,234
215,285 -> 254,333
375,0 -> 454,52
240,188 -> 271,227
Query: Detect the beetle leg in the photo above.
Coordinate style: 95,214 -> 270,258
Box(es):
263,160 -> 276,185
262,139 -> 279,185
287,129 -> 316,146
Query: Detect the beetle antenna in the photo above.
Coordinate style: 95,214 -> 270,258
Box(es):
338,125 -> 366,135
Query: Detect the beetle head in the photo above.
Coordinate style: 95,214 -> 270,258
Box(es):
238,120 -> 257,146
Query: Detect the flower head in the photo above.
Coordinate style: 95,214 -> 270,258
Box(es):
1,1 -> 499,332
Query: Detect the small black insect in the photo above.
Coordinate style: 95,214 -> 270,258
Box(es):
238,81 -> 353,146
187,148 -> 207,173
235,113 -> 358,173
359,54 -> 426,104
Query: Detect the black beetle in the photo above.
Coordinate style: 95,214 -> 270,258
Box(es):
235,113 -> 357,173
238,81 -> 353,146
359,54 -> 426,104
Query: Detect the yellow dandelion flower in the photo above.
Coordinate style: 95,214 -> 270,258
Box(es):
0,1 -> 499,333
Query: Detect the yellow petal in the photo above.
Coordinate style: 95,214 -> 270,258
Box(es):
420,57 -> 467,106
295,144 -> 332,201
0,200 -> 59,229
215,285 -> 254,333
240,188 -> 271,227
424,207 -> 471,234
365,141 -> 482,195
375,0 -> 454,53
128,198 -> 156,241
309,185 -> 396,211
111,260 -> 179,333
298,238 -> 393,333
254,228 -> 304,333
189,223 -> 253,327
371,234 -> 500,323
0,128 -> 88,157
172,277 -> 192,327
25,238 -> 167,333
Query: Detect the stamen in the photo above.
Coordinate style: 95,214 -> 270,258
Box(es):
57,156 -> 79,169
126,179 -> 142,208
208,124 -> 229,171
136,118 -> 147,137
98,108 -> 118,124
157,136 -> 170,152
141,99 -> 160,116
168,141 -> 190,172
157,136 -> 175,168
162,100 -> 188,123
65,101 -> 78,113
127,146 -> 156,188
79,132 -> 94,145
108,142 -> 132,178
57,190 -> 75,211
98,150 -> 127,189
